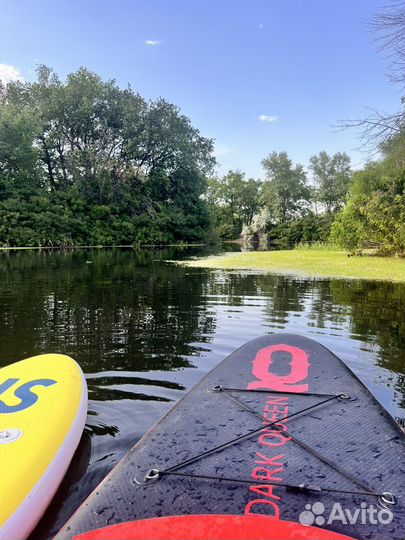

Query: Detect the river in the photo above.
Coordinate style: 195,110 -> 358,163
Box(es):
0,247 -> 403,538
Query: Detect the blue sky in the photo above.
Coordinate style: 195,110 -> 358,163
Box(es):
0,0 -> 401,178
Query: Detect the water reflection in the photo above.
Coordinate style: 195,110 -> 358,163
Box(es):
0,248 -> 403,539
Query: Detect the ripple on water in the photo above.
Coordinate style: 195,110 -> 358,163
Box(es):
0,248 -> 401,540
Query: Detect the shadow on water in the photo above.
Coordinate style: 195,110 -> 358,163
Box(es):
0,247 -> 403,538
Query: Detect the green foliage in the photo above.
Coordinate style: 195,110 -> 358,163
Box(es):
261,151 -> 311,223
0,66 -> 215,247
330,136 -> 405,254
266,213 -> 334,249
309,151 -> 352,213
0,65 -> 402,254
207,171 -> 261,239
242,152 -> 329,249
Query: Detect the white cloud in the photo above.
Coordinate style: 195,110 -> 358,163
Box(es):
0,64 -> 24,84
258,114 -> 279,123
258,23 -> 264,30
144,40 -> 162,46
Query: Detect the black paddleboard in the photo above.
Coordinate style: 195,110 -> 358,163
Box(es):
55,334 -> 405,540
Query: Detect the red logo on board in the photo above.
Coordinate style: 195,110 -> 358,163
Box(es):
248,344 -> 310,393
245,343 -> 310,518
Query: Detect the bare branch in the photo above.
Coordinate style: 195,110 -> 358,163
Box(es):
369,1 -> 405,84
336,2 -> 405,150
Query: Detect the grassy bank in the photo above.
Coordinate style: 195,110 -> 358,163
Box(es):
180,248 -> 405,282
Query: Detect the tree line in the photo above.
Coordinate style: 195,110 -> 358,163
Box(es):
0,66 -> 214,246
208,0 -> 405,255
0,65 -> 403,254
208,150 -> 351,248
209,135 -> 404,255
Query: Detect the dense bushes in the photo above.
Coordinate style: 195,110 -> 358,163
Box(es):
331,135 -> 405,254
0,66 -> 214,247
1,65 -> 403,253
214,143 -> 404,254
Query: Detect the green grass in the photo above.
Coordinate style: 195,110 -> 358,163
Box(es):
294,241 -> 342,251
180,249 -> 405,282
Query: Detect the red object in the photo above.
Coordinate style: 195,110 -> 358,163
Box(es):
73,514 -> 357,540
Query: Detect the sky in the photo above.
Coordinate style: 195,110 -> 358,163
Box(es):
0,0 -> 402,178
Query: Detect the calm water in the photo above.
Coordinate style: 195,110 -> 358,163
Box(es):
0,248 -> 403,539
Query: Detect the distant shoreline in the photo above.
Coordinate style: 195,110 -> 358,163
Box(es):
178,249 -> 405,282
0,243 -> 206,252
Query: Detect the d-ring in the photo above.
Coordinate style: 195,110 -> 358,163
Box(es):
145,468 -> 160,482
379,491 -> 398,508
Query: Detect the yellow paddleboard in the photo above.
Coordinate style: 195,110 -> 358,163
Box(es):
0,354 -> 87,540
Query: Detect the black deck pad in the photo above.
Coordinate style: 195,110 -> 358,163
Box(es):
55,334 -> 405,540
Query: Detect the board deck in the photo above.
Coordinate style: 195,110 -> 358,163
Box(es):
55,334 -> 405,540
0,354 -> 87,540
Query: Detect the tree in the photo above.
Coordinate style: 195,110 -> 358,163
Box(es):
206,171 -> 261,238
309,151 -> 352,213
330,131 -> 405,254
240,178 -> 261,226
330,2 -> 405,255
0,65 -> 215,246
370,1 -> 405,86
260,151 -> 311,223
338,2 -> 405,149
